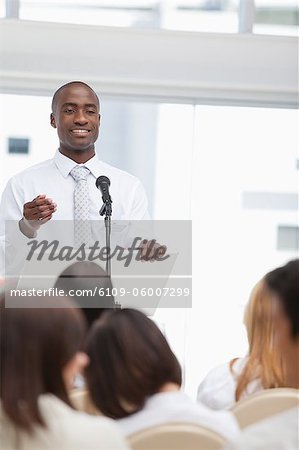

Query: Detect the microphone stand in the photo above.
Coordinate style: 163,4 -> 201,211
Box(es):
98,185 -> 121,309
99,200 -> 112,277
99,200 -> 121,309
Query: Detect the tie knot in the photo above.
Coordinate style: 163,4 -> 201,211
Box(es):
70,165 -> 90,182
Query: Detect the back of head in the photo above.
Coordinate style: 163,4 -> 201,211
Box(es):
234,277 -> 284,401
54,261 -> 115,327
85,308 -> 182,419
244,279 -> 277,353
265,259 -> 299,339
0,293 -> 85,433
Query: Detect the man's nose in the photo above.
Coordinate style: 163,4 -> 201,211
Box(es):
73,110 -> 88,125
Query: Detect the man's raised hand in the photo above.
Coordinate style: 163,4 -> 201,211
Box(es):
19,195 -> 57,238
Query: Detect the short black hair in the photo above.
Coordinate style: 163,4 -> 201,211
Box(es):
51,81 -> 100,113
265,259 -> 299,338
54,262 -> 115,328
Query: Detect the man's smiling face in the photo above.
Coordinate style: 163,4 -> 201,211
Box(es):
50,83 -> 100,156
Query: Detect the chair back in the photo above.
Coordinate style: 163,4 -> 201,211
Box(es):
231,388 -> 299,428
129,422 -> 227,450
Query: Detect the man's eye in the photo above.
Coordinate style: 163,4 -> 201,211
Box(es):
87,110 -> 96,114
65,108 -> 74,113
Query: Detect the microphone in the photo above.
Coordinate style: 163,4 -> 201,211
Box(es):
96,176 -> 112,204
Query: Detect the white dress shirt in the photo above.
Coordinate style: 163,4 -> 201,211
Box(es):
0,394 -> 129,450
197,357 -> 262,410
0,151 -> 149,276
0,150 -> 149,222
223,407 -> 299,450
116,390 -> 240,442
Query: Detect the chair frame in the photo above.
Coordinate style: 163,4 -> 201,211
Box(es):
128,421 -> 227,450
231,387 -> 299,428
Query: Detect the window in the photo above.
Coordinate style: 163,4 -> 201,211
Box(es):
254,0 -> 298,36
8,137 -> 30,154
19,0 -> 156,28
0,0 -> 5,18
18,1 -> 239,32
6,0 -> 296,36
277,226 -> 299,251
183,105 -> 298,396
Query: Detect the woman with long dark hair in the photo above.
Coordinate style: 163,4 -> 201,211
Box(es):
0,293 -> 128,450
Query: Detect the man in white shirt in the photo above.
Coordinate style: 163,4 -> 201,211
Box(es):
0,81 -> 155,277
1,81 -> 149,233
224,259 -> 299,450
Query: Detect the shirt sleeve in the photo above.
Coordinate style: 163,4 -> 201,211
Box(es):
197,363 -> 237,410
65,416 -> 130,450
0,176 -> 25,223
0,177 -> 27,278
128,179 -> 150,220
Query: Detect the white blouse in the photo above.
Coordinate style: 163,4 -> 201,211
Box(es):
0,394 -> 129,450
0,151 -> 149,277
116,390 -> 240,442
197,357 -> 263,410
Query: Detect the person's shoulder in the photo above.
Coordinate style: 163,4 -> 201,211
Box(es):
69,409 -> 118,432
8,158 -> 55,184
201,360 -> 235,384
197,359 -> 243,410
224,408 -> 299,450
41,396 -> 128,449
172,392 -> 240,441
204,356 -> 248,382
67,413 -> 128,449
18,158 -> 54,175
244,407 -> 298,436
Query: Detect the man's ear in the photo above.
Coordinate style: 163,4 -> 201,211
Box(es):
99,113 -> 101,124
50,113 -> 57,128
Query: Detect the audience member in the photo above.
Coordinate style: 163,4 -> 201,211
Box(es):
54,261 -> 116,328
0,294 -> 128,450
197,278 -> 284,409
84,308 -> 240,441
224,259 -> 299,450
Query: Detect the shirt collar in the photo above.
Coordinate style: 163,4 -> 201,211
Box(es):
145,390 -> 187,409
54,150 -> 101,179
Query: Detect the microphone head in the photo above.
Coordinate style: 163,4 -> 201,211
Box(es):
96,175 -> 111,190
